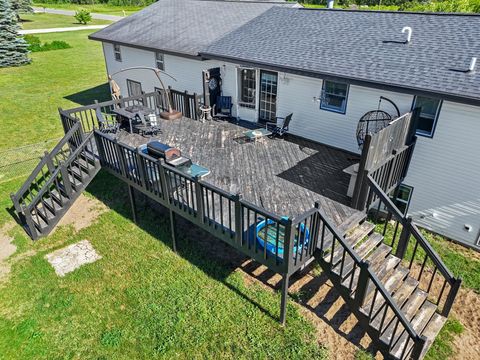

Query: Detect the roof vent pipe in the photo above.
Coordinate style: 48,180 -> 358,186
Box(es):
469,57 -> 477,72
402,26 -> 412,43
327,0 -> 334,9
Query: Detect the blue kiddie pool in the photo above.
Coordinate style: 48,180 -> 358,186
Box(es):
256,217 -> 310,257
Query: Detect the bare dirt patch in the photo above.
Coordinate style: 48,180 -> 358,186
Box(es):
409,262 -> 480,360
0,222 -> 16,280
55,194 -> 107,233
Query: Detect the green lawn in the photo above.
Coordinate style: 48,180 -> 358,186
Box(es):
20,13 -> 112,30
0,173 -> 327,359
33,2 -> 143,16
0,30 -> 110,151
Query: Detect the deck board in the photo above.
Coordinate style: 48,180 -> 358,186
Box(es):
116,117 -> 361,227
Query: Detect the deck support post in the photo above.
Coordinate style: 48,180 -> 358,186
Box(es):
169,209 -> 177,253
279,273 -> 289,326
128,185 -> 137,224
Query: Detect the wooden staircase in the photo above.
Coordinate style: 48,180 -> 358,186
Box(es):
11,125 -> 100,240
307,176 -> 461,360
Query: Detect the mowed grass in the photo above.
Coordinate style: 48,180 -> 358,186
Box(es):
20,13 -> 112,30
0,30 -> 110,151
33,2 -> 143,16
0,172 -> 327,359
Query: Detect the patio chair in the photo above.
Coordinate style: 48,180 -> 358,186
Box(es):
95,107 -> 120,134
213,96 -> 233,119
133,112 -> 161,136
266,113 -> 293,137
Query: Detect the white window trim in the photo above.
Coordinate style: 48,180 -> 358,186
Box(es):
320,80 -> 349,114
155,52 -> 164,71
412,96 -> 442,138
113,44 -> 122,62
238,67 -> 256,109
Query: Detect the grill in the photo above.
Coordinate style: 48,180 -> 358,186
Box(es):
146,141 -> 192,168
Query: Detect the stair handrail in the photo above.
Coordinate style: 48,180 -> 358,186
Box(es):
366,174 -> 456,283
61,132 -> 96,168
12,122 -> 81,209
24,132 -> 96,213
313,205 -> 421,343
24,166 -> 63,213
366,173 -> 460,317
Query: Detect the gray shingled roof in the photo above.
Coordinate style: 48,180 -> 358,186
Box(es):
203,8 -> 480,104
89,0 -> 295,57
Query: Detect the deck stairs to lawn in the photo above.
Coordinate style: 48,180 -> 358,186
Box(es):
10,122 -> 100,240
309,179 -> 461,360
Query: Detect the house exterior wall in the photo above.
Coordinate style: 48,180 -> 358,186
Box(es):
101,42 -> 480,249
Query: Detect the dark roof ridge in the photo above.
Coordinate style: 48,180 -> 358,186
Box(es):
297,7 -> 480,17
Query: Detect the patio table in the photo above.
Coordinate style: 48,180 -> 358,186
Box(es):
112,105 -> 155,133
243,128 -> 272,142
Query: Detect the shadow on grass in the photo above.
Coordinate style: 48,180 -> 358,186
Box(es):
64,83 -> 111,106
85,170 -> 278,322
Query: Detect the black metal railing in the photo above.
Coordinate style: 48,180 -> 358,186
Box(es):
365,174 -> 461,318
61,89 -> 200,135
312,202 -> 425,358
13,131 -> 99,239
10,122 -> 83,220
94,130 -> 304,274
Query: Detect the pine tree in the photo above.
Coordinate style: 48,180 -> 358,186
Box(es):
11,0 -> 33,21
0,0 -> 30,68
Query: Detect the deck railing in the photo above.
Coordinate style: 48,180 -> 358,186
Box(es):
94,130 -> 305,274
365,174 -> 461,318
61,90 -> 200,135
13,131 -> 98,239
301,202 -> 426,357
10,122 -> 83,219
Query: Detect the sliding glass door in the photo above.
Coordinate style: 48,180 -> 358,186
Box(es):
259,70 -> 278,123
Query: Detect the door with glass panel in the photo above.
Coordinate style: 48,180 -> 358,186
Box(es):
259,70 -> 278,123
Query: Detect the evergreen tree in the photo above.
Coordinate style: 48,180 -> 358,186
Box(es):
0,0 -> 30,68
11,0 -> 33,21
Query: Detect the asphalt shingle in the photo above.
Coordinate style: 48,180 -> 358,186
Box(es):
89,0 -> 295,57
203,8 -> 480,103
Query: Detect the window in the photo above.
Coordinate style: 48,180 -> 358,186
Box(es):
390,184 -> 414,215
320,80 -> 349,114
155,52 -> 164,70
113,44 -> 122,62
239,68 -> 256,108
412,96 -> 442,137
126,79 -> 142,97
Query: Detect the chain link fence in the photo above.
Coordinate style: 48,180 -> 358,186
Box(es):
0,138 -> 61,185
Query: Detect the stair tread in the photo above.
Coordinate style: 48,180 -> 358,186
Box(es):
390,301 -> 437,359
339,211 -> 367,234
325,223 -> 373,265
346,221 -> 375,244
341,243 -> 392,291
418,313 -> 447,359
379,288 -> 428,345
321,211 -> 367,250
370,276 -> 419,331
356,232 -> 384,259
361,265 -> 409,316
362,254 -> 401,304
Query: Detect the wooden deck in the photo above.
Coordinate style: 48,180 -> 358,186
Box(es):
116,117 -> 361,227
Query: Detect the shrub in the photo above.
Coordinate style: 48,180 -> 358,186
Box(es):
74,8 -> 92,24
24,35 -> 71,52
